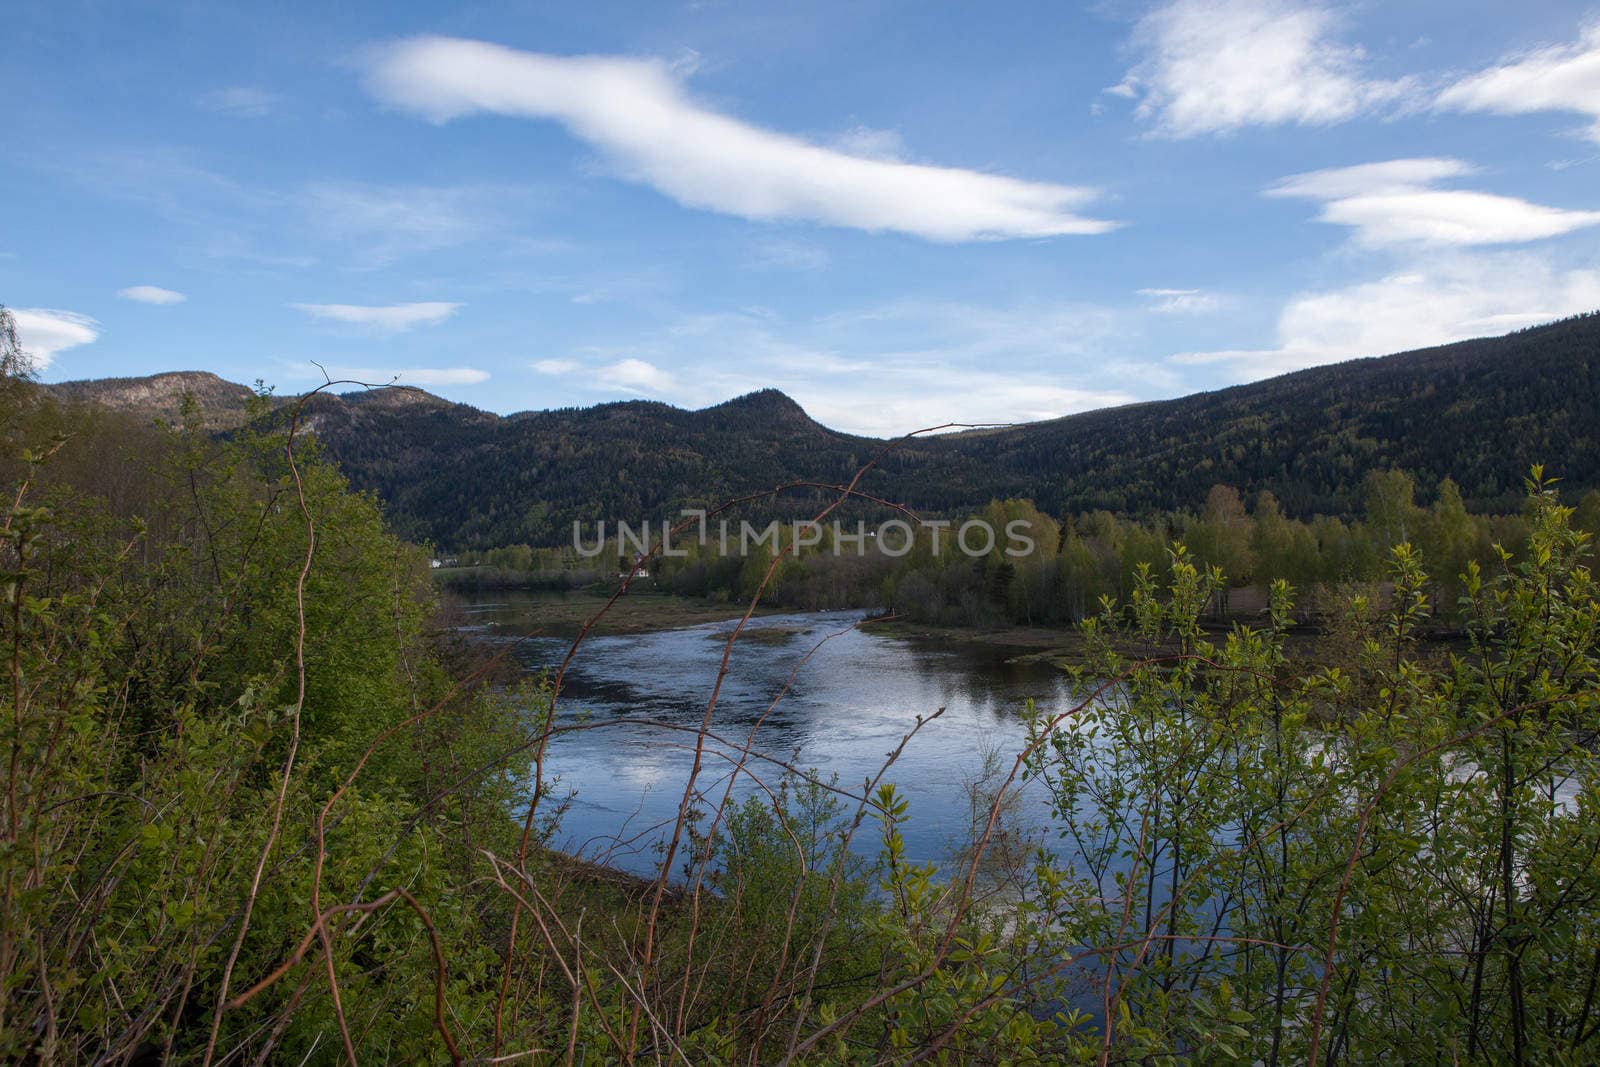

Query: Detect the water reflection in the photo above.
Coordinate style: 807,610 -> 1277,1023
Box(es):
458,594 -> 1076,877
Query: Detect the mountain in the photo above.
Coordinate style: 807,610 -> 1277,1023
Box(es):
44,312 -> 1600,548
940,311 -> 1600,520
284,385 -> 885,548
45,370 -> 264,429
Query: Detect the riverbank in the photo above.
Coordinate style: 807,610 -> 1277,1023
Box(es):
861,617 -> 1097,667
437,587 -> 784,637
439,584 -> 1400,670
441,585 -> 1106,663
858,612 -> 1460,670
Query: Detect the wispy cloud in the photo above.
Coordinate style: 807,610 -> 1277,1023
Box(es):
198,86 -> 281,118
1113,0 -> 1415,137
54,143 -> 558,273
1172,250 -> 1600,378
117,285 -> 187,305
300,181 -> 521,267
532,358 -> 581,375
363,36 -> 1116,241
1267,157 -> 1600,246
289,301 -> 462,333
744,237 -> 830,271
530,300 -> 1148,435
289,363 -> 489,387
1138,287 -> 1222,314
1437,22 -> 1600,143
537,350 -> 1135,436
827,125 -> 906,161
11,309 -> 99,370
796,374 -> 1135,437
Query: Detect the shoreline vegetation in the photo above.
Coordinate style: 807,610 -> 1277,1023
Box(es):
7,332 -> 1600,1062
433,577 -> 1474,674
436,478 -> 1600,643
435,582 -> 786,636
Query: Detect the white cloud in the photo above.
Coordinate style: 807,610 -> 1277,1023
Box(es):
1267,157 -> 1600,246
533,359 -> 581,375
1437,23 -> 1600,142
117,285 -> 187,305
1267,157 -> 1471,199
363,36 -> 1115,241
291,363 -> 489,387
289,301 -> 462,333
1176,157 -> 1600,376
1138,287 -> 1223,314
10,309 -> 99,370
1172,250 -> 1600,378
198,86 -> 281,118
596,358 -> 678,395
1116,0 -> 1415,137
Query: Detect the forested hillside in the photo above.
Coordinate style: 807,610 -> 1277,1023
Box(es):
948,310 -> 1600,518
49,312 -> 1600,548
294,386 -> 876,548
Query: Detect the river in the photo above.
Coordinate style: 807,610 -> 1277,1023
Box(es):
450,593 -> 1077,877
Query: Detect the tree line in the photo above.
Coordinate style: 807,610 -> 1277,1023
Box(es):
458,473 -> 1598,631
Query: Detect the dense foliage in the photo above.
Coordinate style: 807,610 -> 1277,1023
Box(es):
1009,480 -> 1600,1063
550,476 -> 1591,633
1,355 -> 535,1061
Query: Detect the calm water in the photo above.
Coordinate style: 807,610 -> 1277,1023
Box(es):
452,594 -> 1077,877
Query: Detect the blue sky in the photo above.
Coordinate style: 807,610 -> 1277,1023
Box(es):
5,0 -> 1600,436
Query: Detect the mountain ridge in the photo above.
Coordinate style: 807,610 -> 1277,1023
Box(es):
45,370 -> 262,428
43,311 -> 1600,548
